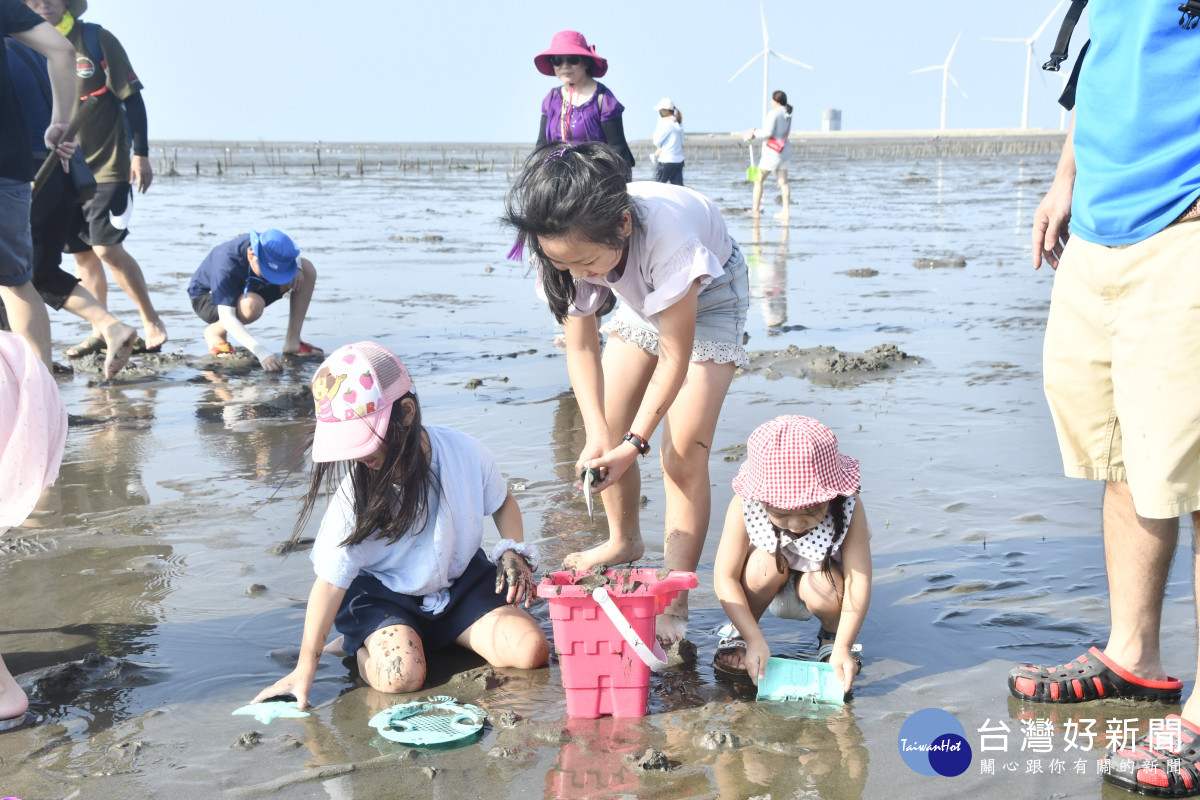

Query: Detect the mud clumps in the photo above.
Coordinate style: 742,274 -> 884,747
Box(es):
533,727 -> 572,746
695,731 -> 741,750
267,537 -> 314,556
914,256 -> 967,269
743,343 -> 913,383
18,653 -> 161,703
232,731 -> 262,750
666,638 -> 698,664
493,710 -> 523,729
438,666 -> 508,697
632,748 -> 671,771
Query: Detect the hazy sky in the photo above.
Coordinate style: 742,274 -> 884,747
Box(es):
83,0 -> 1086,143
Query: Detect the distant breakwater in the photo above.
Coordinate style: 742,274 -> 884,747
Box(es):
147,131 -> 1067,180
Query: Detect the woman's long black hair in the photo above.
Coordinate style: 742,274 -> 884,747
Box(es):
290,392 -> 440,549
772,90 -> 793,115
502,141 -> 642,323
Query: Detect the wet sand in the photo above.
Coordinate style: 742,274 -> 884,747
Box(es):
0,143 -> 1187,799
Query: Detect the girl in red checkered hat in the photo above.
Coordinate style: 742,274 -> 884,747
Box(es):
713,415 -> 872,693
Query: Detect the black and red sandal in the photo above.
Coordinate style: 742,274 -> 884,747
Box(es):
1009,647 -> 1182,704
1103,714 -> 1200,797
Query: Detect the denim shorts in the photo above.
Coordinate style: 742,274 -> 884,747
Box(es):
333,549 -> 507,655
601,240 -> 749,366
0,178 -> 34,287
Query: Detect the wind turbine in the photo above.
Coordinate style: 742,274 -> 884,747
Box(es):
910,32 -> 967,131
727,1 -> 813,123
984,0 -> 1066,129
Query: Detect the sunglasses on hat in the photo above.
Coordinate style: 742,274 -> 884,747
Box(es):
550,55 -> 583,67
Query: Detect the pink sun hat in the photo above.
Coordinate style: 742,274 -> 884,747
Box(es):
310,342 -> 414,463
0,332 -> 67,534
534,30 -> 609,78
732,416 -> 860,509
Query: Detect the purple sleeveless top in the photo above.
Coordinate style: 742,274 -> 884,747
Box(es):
540,81 -> 625,144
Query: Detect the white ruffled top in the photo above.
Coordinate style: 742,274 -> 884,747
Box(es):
743,496 -> 857,573
536,182 -> 733,322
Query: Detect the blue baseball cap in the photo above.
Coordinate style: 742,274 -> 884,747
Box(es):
249,229 -> 300,285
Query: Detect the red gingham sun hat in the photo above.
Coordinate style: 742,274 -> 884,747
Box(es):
534,30 -> 609,78
731,416 -> 860,508
310,342 -> 414,463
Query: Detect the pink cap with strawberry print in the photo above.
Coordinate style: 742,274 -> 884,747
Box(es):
310,342 -> 414,463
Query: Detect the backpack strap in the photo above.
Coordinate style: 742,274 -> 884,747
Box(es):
1044,0 -> 1088,72
1056,40 -> 1089,111
80,21 -> 106,80
1181,0 -> 1200,29
5,39 -> 52,105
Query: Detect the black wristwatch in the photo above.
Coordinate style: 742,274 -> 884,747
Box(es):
623,431 -> 651,456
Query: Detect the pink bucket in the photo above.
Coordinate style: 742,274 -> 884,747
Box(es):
536,568 -> 698,718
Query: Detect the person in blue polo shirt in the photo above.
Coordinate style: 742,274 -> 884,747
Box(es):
187,228 -> 320,372
1011,2 -> 1200,797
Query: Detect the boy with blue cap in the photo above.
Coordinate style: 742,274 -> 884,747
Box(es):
187,228 -> 320,371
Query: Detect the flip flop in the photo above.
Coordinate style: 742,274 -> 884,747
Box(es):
65,335 -> 105,358
0,712 -> 32,732
817,628 -> 864,672
1009,647 -> 1183,704
816,643 -> 864,673
210,341 -> 235,357
285,342 -> 324,358
712,622 -> 750,678
129,336 -> 162,354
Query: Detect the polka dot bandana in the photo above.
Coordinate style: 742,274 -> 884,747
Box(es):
744,496 -> 857,570
731,415 -> 860,508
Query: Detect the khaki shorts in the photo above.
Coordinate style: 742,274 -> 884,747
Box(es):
1043,219 -> 1200,519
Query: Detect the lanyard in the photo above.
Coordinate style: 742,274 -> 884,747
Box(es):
560,85 -> 574,143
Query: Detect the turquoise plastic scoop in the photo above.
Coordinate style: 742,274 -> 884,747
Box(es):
757,657 -> 845,705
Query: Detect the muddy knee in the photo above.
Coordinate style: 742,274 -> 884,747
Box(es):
365,651 -> 425,694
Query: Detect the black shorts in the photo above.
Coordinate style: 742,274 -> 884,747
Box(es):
190,285 -> 284,324
64,181 -> 132,252
30,159 -> 81,309
333,549 -> 507,655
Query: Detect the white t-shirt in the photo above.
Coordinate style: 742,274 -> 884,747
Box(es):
652,117 -> 684,164
309,425 -> 508,596
536,182 -> 733,322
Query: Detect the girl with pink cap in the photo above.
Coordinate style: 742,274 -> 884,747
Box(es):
252,342 -> 548,709
713,415 -> 873,693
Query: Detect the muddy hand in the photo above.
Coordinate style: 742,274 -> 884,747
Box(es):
495,550 -> 535,607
